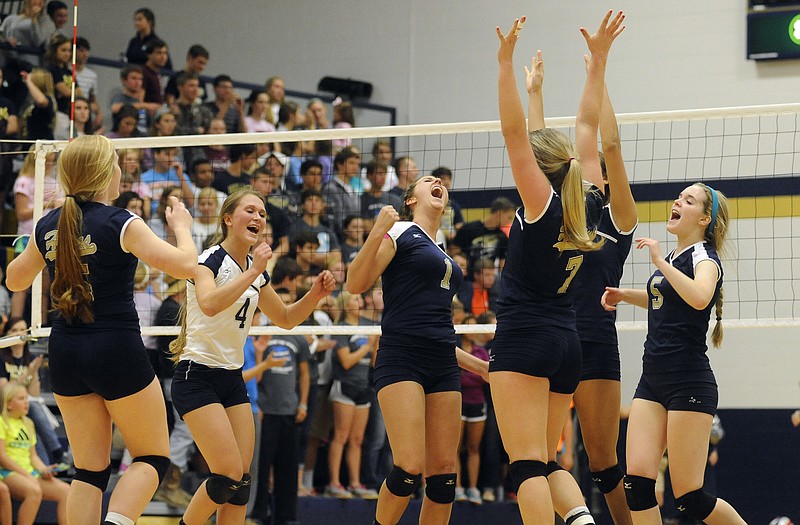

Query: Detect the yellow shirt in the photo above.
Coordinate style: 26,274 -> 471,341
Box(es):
0,417 -> 35,471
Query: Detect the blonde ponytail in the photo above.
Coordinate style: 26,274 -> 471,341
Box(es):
168,300 -> 189,363
528,129 -> 603,252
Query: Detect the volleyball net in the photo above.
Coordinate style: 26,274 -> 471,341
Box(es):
17,101 -> 800,343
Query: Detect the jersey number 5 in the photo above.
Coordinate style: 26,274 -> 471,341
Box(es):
557,255 -> 584,294
235,297 -> 251,329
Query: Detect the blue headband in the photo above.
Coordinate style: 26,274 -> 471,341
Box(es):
706,185 -> 719,234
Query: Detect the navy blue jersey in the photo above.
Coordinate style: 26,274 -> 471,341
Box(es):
574,205 -> 635,344
496,193 -> 583,332
643,242 -> 722,373
381,222 -> 463,345
34,202 -> 141,329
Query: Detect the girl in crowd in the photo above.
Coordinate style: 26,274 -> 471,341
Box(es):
245,92 -> 277,134
55,96 -> 95,140
490,12 -> 623,524
19,69 -> 56,141
0,383 -> 70,525
45,34 -> 81,117
347,177 -> 488,524
0,318 -> 67,469
332,100 -> 355,152
0,0 -> 57,66
526,46 -> 637,525
148,186 -> 183,244
6,134 -> 197,525
106,104 -> 142,139
117,148 -> 152,219
168,188 -> 335,525
454,314 -> 490,505
602,184 -> 746,525
113,191 -> 145,218
192,187 -> 220,253
125,7 -> 171,67
12,149 -> 62,320
325,291 -> 378,500
143,107 -> 183,171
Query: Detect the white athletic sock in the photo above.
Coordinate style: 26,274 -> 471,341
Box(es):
303,469 -> 314,488
104,512 -> 135,525
565,506 -> 594,525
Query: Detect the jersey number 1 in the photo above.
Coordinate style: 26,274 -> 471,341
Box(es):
235,298 -> 251,329
440,258 -> 453,290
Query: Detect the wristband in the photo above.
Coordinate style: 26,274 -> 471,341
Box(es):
298,404 -> 307,410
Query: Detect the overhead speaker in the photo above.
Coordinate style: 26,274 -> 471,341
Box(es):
317,76 -> 373,101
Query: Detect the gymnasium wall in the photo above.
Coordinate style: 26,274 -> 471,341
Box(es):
76,1 -> 798,124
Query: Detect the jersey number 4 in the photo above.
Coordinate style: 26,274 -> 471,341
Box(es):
235,297 -> 251,329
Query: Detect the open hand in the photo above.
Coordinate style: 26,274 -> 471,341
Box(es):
496,16 -> 526,64
525,50 -> 544,94
580,10 -> 625,59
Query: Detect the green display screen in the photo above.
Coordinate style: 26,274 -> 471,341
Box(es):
747,9 -> 800,59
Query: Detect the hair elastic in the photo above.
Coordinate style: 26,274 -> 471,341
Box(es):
705,185 -> 719,234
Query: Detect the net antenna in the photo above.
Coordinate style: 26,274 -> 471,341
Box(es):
68,0 -> 79,141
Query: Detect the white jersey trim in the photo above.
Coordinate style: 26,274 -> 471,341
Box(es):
523,190 -> 555,224
119,214 -> 142,254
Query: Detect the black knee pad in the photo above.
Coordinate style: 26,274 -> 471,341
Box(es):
591,464 -> 625,494
73,465 -> 112,491
509,460 -> 547,491
206,473 -> 242,504
623,475 -> 657,511
675,488 -> 717,521
385,465 -> 422,497
228,473 -> 252,506
132,455 -> 171,484
424,473 -> 456,504
546,461 -> 564,475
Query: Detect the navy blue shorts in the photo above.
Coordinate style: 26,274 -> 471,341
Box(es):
489,326 -> 582,394
633,370 -> 718,415
373,339 -> 460,395
580,341 -> 621,381
49,328 -> 155,400
171,360 -> 250,418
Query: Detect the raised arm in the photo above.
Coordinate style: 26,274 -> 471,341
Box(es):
125,196 -> 197,279
525,50 -> 545,133
257,270 -> 336,329
22,72 -> 49,108
345,206 -> 397,294
497,17 -> 552,217
576,10 -> 625,192
600,83 -> 637,232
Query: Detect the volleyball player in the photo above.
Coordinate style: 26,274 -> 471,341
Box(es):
602,184 -> 746,525
6,135 -> 197,525
168,188 -> 335,525
347,177 -> 488,525
490,12 -> 624,524
526,44 -> 637,525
